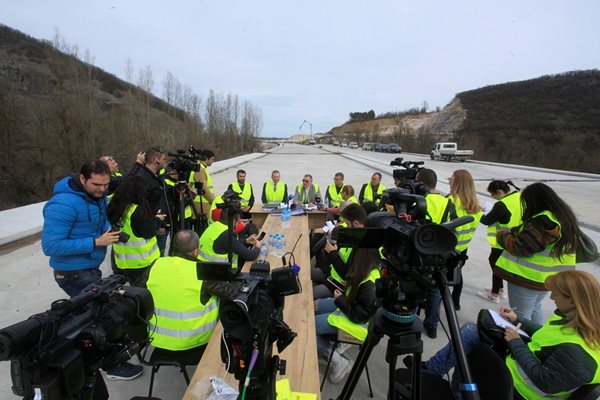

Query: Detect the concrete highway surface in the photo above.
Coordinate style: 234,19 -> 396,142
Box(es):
1,143 -> 598,399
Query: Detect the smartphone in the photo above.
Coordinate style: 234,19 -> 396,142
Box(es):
257,231 -> 266,241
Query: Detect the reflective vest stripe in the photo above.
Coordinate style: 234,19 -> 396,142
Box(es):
154,301 -> 218,320
114,245 -> 159,260
146,257 -> 219,350
499,253 -> 575,273
198,222 -> 239,267
112,204 -> 160,269
449,196 -> 482,252
487,192 -> 522,249
149,320 -> 218,338
496,211 -> 576,283
327,184 -> 344,207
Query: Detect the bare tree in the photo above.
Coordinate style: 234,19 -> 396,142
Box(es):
137,65 -> 155,134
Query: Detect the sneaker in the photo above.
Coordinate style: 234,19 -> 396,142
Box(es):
104,362 -> 144,381
329,350 -> 353,384
425,327 -> 437,339
336,343 -> 352,355
485,287 -> 508,299
477,291 -> 500,304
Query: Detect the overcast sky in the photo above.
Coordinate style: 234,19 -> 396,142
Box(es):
3,1 -> 599,137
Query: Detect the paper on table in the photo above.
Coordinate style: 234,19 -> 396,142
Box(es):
488,309 -> 529,337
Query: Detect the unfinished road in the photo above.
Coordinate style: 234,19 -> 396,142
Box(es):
1,143 -> 598,399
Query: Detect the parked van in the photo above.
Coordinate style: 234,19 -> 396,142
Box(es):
362,142 -> 373,151
348,142 -> 358,149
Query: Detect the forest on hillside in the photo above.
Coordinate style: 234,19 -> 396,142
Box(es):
0,25 -> 262,209
455,70 -> 600,173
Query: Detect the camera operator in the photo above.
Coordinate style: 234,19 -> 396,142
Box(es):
199,198 -> 262,268
107,175 -> 167,288
134,146 -> 172,256
415,168 -> 458,339
41,160 -> 143,380
99,152 -> 145,197
146,230 -> 239,360
164,167 -> 197,229
193,149 -> 216,221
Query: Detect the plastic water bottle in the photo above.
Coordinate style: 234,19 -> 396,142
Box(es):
281,207 -> 291,229
280,234 -> 286,254
274,234 -> 284,257
268,234 -> 275,255
260,242 -> 268,260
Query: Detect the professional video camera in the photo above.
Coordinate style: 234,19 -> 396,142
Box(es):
0,275 -> 153,400
197,261 -> 300,400
334,186 -> 480,400
391,157 -> 425,184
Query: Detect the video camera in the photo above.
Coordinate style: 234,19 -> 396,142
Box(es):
166,149 -> 201,181
391,157 -> 425,183
337,186 -> 471,318
0,275 -> 153,400
197,259 -> 300,399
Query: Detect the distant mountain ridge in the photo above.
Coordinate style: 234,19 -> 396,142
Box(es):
327,70 -> 600,173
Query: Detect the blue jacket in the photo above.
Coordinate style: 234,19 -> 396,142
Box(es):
42,175 -> 111,271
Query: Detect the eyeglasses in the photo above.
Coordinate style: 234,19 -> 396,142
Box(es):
303,179 -> 310,183
107,156 -> 114,161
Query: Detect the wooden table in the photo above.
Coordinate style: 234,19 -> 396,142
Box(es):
250,203 -> 328,231
183,213 -> 320,399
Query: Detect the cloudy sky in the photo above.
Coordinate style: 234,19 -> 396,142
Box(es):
3,1 -> 599,137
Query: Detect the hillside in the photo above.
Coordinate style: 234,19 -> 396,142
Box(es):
326,70 -> 600,173
0,24 -> 261,209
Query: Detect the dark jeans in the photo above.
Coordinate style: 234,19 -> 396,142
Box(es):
54,268 -> 102,297
489,248 -> 504,294
423,287 -> 442,331
156,232 -> 169,256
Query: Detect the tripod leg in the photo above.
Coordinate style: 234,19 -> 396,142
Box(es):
337,328 -> 384,400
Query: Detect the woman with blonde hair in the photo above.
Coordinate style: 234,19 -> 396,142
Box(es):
418,270 -> 600,399
447,169 -> 483,309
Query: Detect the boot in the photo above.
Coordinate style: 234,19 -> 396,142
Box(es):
328,350 -> 353,384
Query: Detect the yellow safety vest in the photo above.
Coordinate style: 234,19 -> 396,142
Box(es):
347,195 -> 359,205
362,183 -> 386,205
330,247 -> 352,284
326,184 -> 344,208
107,172 -> 123,200
487,191 -> 522,249
231,181 -> 252,207
146,256 -> 218,350
449,196 -> 482,252
164,178 -> 193,219
198,221 -> 238,266
198,163 -> 214,204
496,211 -> 576,284
327,268 -> 381,341
296,183 -> 320,204
506,313 -> 600,399
209,196 -> 224,224
264,181 -> 286,204
112,204 -> 160,269
425,193 -> 452,224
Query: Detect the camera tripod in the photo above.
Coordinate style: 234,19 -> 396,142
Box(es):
335,270 -> 481,400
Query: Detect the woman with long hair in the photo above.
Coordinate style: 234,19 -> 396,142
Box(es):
447,169 -> 483,310
494,182 -> 580,324
107,175 -> 166,287
314,205 -> 381,384
418,270 -> 600,399
478,180 -> 522,303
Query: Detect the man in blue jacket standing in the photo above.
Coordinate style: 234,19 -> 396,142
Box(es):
42,160 -> 143,380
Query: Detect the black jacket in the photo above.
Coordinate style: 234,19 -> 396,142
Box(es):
134,164 -> 172,225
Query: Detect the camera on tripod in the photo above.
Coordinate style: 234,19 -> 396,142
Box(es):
196,258 -> 301,399
166,149 -> 202,181
391,158 -> 426,187
0,275 -> 153,400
